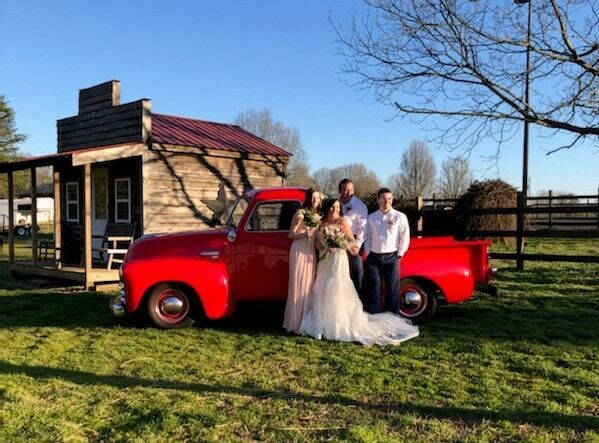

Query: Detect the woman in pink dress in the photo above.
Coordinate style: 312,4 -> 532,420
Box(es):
283,188 -> 322,333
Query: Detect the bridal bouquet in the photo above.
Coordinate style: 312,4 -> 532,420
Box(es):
318,225 -> 351,260
301,209 -> 321,228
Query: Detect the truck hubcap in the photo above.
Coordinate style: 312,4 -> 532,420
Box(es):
399,288 -> 427,317
162,296 -> 184,315
156,289 -> 189,323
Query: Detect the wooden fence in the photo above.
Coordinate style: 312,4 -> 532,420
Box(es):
403,191 -> 599,269
526,192 -> 599,230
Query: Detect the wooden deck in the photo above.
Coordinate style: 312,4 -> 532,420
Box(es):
9,260 -> 120,288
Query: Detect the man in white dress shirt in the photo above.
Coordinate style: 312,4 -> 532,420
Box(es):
364,188 -> 410,314
339,178 -> 368,296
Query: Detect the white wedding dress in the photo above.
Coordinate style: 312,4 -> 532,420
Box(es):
299,237 -> 419,346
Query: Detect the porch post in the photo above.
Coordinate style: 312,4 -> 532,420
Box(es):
31,168 -> 38,265
53,169 -> 62,269
7,171 -> 14,264
84,163 -> 93,290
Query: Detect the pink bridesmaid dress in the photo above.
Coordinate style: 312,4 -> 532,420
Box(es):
283,210 -> 317,333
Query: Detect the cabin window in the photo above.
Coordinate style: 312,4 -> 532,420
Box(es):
246,200 -> 301,232
115,178 -> 131,223
66,182 -> 79,222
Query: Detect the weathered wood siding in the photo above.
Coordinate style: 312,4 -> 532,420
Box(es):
78,81 -> 121,114
142,144 -> 287,233
57,81 -> 151,152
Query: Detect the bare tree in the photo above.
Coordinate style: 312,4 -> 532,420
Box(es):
439,158 -> 473,199
335,0 -> 599,155
235,108 -> 312,186
313,167 -> 343,197
390,140 -> 436,198
313,163 -> 381,197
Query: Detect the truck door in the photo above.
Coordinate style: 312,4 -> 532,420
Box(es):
233,200 -> 300,301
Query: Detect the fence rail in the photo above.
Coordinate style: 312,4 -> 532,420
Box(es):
420,229 -> 599,239
406,190 -> 599,269
419,205 -> 598,216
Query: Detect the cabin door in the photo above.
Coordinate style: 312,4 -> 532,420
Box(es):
92,167 -> 108,252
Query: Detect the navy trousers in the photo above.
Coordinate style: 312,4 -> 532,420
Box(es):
348,245 -> 364,297
364,252 -> 400,314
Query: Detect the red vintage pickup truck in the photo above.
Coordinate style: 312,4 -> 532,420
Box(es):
110,187 -> 497,328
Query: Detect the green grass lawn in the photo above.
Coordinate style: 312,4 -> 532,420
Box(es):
491,237 -> 599,257
0,238 -> 597,441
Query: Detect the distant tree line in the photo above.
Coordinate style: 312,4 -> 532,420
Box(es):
235,108 -> 479,201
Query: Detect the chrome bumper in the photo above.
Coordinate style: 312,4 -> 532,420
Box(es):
109,283 -> 126,317
474,267 -> 499,297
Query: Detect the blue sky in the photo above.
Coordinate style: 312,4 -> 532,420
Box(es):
1,1 -> 597,195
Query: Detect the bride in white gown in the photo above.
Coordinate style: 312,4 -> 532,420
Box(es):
299,199 -> 419,346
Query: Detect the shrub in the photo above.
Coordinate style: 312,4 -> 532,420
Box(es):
455,179 -> 518,245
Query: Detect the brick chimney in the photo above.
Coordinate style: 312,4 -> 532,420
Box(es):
57,80 -> 151,152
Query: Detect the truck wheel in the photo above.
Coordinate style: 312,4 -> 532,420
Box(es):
147,284 -> 195,329
398,279 -> 437,324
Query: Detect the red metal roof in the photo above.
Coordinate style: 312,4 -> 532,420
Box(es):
151,113 -> 291,157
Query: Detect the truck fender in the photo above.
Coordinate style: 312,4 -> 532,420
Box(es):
122,258 -> 232,319
402,260 -> 475,304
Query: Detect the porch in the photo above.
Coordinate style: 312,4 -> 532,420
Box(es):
0,144 -> 144,290
8,260 -> 119,286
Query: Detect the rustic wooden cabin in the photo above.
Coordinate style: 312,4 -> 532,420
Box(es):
0,80 -> 290,289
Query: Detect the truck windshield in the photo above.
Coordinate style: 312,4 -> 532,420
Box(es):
225,196 -> 250,227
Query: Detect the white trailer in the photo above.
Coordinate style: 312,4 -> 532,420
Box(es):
0,197 -> 54,236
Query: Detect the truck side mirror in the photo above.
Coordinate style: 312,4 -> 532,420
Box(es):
227,228 -> 237,243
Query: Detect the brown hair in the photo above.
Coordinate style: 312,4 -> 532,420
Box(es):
377,187 -> 393,198
338,178 -> 352,192
321,198 -> 343,221
303,187 -> 322,210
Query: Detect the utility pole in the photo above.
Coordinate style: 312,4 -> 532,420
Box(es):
515,0 -> 532,270
515,0 -> 532,201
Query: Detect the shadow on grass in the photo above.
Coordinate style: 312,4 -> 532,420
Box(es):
0,289 -> 288,331
0,359 -> 596,431
431,295 -> 599,344
0,290 -> 597,344
0,291 -> 120,328
205,302 -> 286,333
